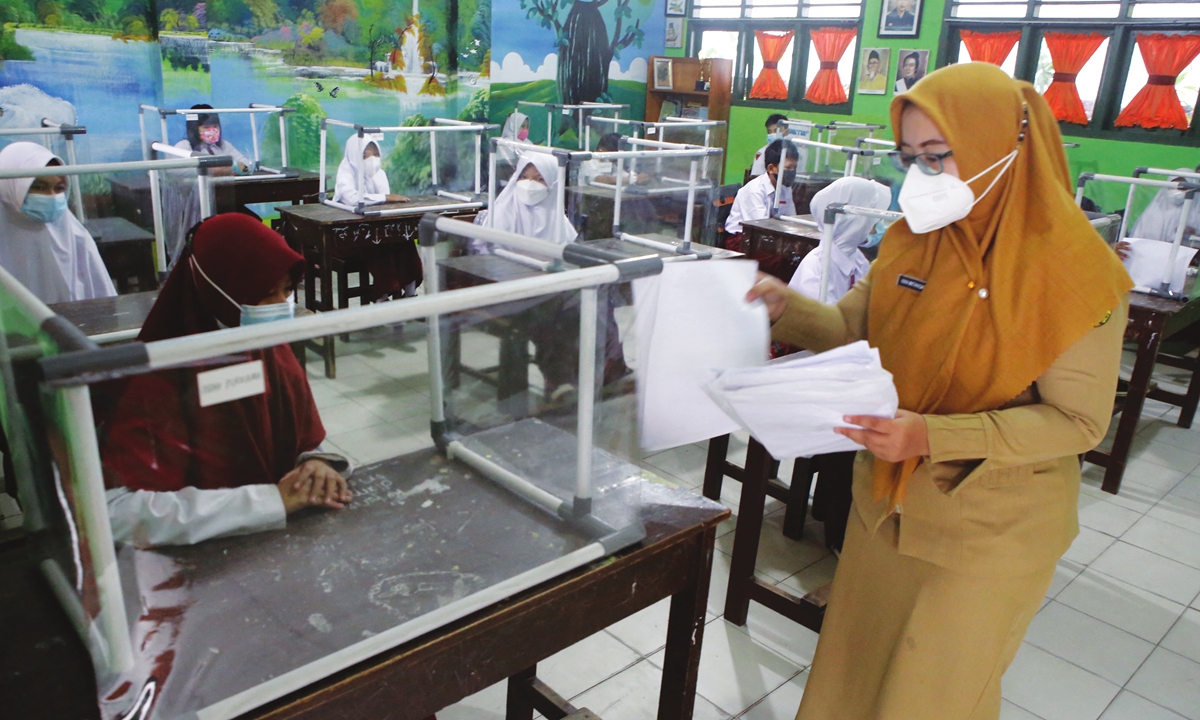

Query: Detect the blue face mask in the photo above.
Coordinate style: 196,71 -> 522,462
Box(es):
191,256 -> 296,326
22,192 -> 68,223
862,221 -> 885,249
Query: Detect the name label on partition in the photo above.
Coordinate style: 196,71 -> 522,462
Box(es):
197,360 -> 266,408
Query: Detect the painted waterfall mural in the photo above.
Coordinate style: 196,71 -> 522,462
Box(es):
490,0 -> 661,146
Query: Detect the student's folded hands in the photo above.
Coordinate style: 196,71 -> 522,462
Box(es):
277,459 -> 353,514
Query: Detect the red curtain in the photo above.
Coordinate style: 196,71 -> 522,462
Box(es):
750,30 -> 794,100
1043,32 -> 1106,125
1115,33 -> 1200,130
804,27 -> 857,105
960,29 -> 1022,66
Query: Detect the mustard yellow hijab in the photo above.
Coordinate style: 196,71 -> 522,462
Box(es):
869,63 -> 1132,505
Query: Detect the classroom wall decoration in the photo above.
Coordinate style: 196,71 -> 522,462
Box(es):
489,0 -> 664,146
894,48 -> 929,95
879,0 -> 922,39
857,47 -> 890,96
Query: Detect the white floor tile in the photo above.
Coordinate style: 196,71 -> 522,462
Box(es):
1126,648 -> 1200,720
1080,477 -> 1166,514
731,600 -> 820,670
605,598 -> 673,657
714,512 -> 829,584
1112,458 -> 1186,494
1077,492 -> 1144,537
1161,608 -> 1200,665
1001,699 -> 1047,720
1123,515 -> 1200,570
1047,559 -> 1086,600
643,444 -> 711,489
778,555 -> 838,599
1024,601 -> 1155,686
738,669 -> 808,720
1090,542 -> 1200,606
1129,437 -> 1200,476
1098,691 -> 1188,720
568,659 -> 730,720
1002,643 -> 1120,720
1137,419 -> 1200,452
1148,493 -> 1200,536
1062,526 -> 1117,566
437,681 -> 507,720
1169,474 -> 1200,504
316,399 -> 389,433
1056,569 -> 1187,643
536,631 -> 641,701
649,618 -> 802,716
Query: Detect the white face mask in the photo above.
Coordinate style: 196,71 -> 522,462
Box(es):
516,178 -> 549,206
897,149 -> 1018,234
362,155 -> 381,177
1167,189 -> 1188,207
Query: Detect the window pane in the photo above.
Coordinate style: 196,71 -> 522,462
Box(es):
1037,3 -> 1120,17
1122,43 -> 1200,124
1131,2 -> 1200,18
957,39 -> 1018,76
954,4 -> 1029,17
804,36 -> 857,96
1032,36 -> 1110,121
752,32 -> 795,95
748,6 -> 800,16
699,30 -> 740,60
806,4 -> 863,16
693,7 -> 742,17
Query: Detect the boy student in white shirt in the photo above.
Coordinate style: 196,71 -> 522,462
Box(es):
725,139 -> 797,257
750,113 -> 790,178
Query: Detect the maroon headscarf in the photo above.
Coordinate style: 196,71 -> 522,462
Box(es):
100,214 -> 325,492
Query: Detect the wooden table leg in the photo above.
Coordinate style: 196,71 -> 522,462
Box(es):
1177,356 -> 1200,429
1101,323 -> 1162,494
702,435 -> 730,502
657,525 -> 717,720
506,666 -> 538,720
320,241 -> 337,379
724,438 -> 771,626
782,456 -> 814,541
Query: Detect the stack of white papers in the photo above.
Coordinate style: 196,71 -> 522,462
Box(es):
1123,238 -> 1197,294
703,341 -> 899,459
633,260 -> 770,453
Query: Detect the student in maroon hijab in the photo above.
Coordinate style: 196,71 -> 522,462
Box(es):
99,214 -> 353,547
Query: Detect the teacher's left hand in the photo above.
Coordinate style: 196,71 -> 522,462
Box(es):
836,410 -> 930,463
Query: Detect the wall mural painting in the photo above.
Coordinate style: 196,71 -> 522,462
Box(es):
491,0 -> 662,147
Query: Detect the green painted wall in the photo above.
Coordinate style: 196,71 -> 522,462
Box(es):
721,0 -> 1200,213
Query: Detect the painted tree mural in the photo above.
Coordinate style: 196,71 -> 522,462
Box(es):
519,0 -> 645,105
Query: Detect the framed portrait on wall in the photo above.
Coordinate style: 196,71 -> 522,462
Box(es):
878,0 -> 922,38
653,58 -> 675,90
666,0 -> 686,16
894,49 -> 929,95
857,48 -> 890,95
665,18 -> 684,49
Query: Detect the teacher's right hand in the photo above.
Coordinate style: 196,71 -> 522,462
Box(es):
746,272 -> 790,323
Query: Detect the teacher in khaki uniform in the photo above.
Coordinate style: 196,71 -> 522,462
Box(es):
748,63 -> 1133,720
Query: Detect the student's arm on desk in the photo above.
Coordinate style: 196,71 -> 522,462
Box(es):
334,172 -> 386,206
106,448 -> 355,548
923,297 -> 1129,475
749,270 -> 870,351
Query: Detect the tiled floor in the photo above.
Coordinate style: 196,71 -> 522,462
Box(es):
3,325 -> 1200,720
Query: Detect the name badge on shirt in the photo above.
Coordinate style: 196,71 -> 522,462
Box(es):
197,360 -> 266,408
897,274 -> 926,293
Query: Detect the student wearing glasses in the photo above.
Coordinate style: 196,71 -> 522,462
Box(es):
747,63 -> 1131,720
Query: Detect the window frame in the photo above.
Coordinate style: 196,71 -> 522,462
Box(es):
941,0 -> 1200,144
688,18 -> 864,113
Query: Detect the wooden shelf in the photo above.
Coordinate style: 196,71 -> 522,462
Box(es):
644,56 -> 733,182
650,89 -> 715,98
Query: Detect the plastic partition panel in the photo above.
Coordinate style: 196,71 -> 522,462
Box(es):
37,253 -> 650,720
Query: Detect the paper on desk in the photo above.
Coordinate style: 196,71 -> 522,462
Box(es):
703,341 -> 899,459
633,260 -> 769,452
1123,238 -> 1198,294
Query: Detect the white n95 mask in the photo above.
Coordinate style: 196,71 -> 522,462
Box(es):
363,156 -> 382,177
898,149 -> 1018,234
516,179 -> 550,206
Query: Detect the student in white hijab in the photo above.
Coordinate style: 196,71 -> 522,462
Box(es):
1116,168 -> 1200,261
788,177 -> 891,303
333,133 -> 409,207
498,111 -> 532,169
486,151 -> 577,244
0,142 -> 115,303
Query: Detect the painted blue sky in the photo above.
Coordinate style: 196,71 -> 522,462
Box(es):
493,0 -> 665,77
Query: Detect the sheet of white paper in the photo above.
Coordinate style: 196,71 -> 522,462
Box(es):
1124,238 -> 1198,294
633,260 -> 769,452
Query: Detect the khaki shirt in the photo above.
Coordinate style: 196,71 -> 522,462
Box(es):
772,271 -> 1129,576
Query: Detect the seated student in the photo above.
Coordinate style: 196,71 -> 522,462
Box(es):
332,134 -> 420,301
0,141 -> 115,303
788,177 -> 891,302
725,139 -> 798,260
482,152 -> 630,400
1116,168 -> 1199,261
579,132 -> 651,186
750,113 -> 789,178
174,104 -> 251,173
99,214 -> 352,547
498,111 -> 533,169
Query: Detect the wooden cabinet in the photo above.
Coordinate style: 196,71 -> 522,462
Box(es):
644,56 -> 733,125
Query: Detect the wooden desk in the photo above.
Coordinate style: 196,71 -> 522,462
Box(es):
739,217 -> 822,282
0,443 -> 728,720
83,217 -> 158,294
213,170 -> 320,213
1086,290 -> 1200,494
49,290 -> 158,342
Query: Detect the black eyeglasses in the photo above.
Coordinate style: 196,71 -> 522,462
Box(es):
889,149 -> 954,176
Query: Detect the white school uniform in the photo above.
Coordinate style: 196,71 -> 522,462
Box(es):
725,172 -> 795,235
787,177 -> 891,303
0,142 -> 115,303
333,133 -> 391,206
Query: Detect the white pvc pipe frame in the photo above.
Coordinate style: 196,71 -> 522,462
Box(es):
816,204 -> 904,304
584,115 -> 726,155
517,100 -> 628,150
0,120 -> 89,220
0,156 -> 230,274
1076,173 -> 1198,295
769,138 -> 876,220
319,118 -> 494,214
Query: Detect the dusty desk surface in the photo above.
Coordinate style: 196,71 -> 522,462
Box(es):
49,291 -> 158,337
280,195 -> 476,224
